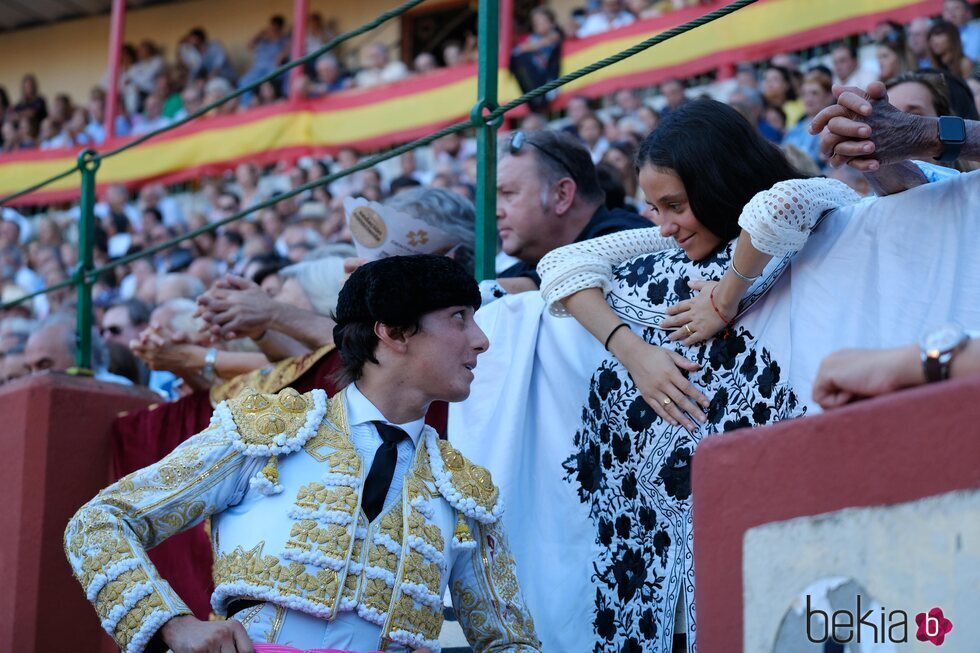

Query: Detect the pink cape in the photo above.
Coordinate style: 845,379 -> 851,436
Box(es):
253,646 -> 384,653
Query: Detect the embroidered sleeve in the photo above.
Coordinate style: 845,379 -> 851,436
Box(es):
537,227 -> 675,317
450,519 -> 541,652
63,418 -> 264,653
737,178 -> 860,257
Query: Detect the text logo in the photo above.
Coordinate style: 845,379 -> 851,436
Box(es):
915,607 -> 953,646
805,595 -> 952,646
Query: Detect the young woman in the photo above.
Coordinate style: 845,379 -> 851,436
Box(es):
537,99 -> 861,651
928,20 -> 975,79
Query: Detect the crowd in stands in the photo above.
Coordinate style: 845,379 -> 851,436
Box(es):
1,0 -> 980,393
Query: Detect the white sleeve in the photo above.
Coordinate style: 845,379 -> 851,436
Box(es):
737,178 -> 861,257
537,227 -> 675,317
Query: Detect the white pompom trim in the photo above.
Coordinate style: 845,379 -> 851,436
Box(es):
249,472 -> 283,496
389,628 -> 441,653
406,534 -> 445,569
400,581 -> 442,610
287,506 -> 355,526
356,603 -> 387,627
86,556 -> 140,601
410,495 -> 435,520
218,389 -> 327,457
362,564 -> 397,586
452,537 -> 477,550
322,472 -> 362,489
425,429 -> 503,524
100,581 -> 154,633
281,547 -> 347,571
372,532 -> 402,555
124,609 -> 174,653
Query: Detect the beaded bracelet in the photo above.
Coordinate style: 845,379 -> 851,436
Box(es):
604,323 -> 631,351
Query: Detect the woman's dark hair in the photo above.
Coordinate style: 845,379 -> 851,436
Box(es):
927,20 -> 965,71
765,64 -> 797,101
635,98 -> 805,244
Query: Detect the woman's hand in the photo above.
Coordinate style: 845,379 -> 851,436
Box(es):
662,280 -> 733,346
614,335 -> 710,432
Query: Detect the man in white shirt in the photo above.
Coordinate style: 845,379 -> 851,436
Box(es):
831,44 -> 877,90
355,42 -> 409,89
577,0 -> 635,38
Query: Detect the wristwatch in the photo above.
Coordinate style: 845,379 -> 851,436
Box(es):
202,347 -> 218,384
936,116 -> 967,163
919,323 -> 969,382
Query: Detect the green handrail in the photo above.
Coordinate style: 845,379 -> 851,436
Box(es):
0,0 -> 761,375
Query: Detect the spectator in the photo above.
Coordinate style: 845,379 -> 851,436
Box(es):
128,40 -> 166,97
173,85 -> 203,121
729,85 -> 782,142
831,43 -> 878,89
203,77 -> 238,116
0,343 -> 28,385
943,0 -> 980,61
614,88 -> 643,119
413,52 -> 438,74
95,184 -> 140,232
636,104 -> 660,132
577,0 -> 635,38
130,93 -> 170,135
14,74 -> 47,124
65,108 -> 92,146
139,183 -> 184,228
277,224 -> 325,262
907,17 -> 935,68
155,272 -> 206,303
561,95 -> 592,137
510,6 -> 564,111
239,15 -> 291,104
178,27 -> 237,84
928,20 -> 975,79
783,68 -> 834,166
762,64 -> 804,126
38,117 -> 71,150
968,74 -> 980,115
577,113 -> 610,163
520,112 -> 549,131
659,78 -> 689,118
495,129 -> 649,289
101,298 -> 151,347
877,31 -> 916,80
601,140 -> 639,206
735,63 -> 759,89
255,80 -> 283,106
442,40 -> 465,67
24,312 -> 131,384
354,42 -> 409,88
308,54 -> 351,96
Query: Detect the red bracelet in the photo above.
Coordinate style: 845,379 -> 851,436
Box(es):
709,286 -> 735,326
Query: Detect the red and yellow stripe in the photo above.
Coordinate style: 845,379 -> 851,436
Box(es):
0,0 -> 940,206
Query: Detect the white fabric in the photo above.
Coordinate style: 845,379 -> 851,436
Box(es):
346,381 -> 425,513
451,170 -> 980,651
736,178 -> 859,256
537,178 -> 857,317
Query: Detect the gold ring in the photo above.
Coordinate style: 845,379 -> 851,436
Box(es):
662,397 -> 673,406
684,324 -> 693,336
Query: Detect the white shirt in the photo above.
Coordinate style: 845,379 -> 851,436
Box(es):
345,382 -> 425,514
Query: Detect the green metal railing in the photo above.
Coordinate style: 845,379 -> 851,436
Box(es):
0,0 -> 758,371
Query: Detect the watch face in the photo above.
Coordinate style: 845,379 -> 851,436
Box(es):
939,116 -> 967,143
921,324 -> 966,353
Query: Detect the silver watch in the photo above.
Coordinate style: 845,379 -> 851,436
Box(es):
919,323 -> 969,383
202,347 -> 218,383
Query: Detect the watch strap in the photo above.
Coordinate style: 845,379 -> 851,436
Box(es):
937,116 -> 966,163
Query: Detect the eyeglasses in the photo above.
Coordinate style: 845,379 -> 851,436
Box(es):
101,325 -> 123,337
509,130 -> 575,180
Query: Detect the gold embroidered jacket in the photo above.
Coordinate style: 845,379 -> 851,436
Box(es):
64,387 -> 540,653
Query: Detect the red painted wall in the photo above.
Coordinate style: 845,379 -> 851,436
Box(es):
0,373 -> 156,653
692,375 -> 980,651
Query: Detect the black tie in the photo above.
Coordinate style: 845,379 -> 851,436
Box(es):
362,421 -> 408,521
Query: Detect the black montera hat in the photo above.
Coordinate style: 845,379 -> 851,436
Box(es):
332,255 -> 481,345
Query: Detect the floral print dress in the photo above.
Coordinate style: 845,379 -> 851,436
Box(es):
562,241 -> 803,652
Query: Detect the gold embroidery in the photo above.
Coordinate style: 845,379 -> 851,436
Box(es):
436,440 -> 500,515
389,595 -> 443,641
363,576 -> 393,614
228,389 -> 313,448
148,501 -> 207,542
209,344 -> 335,405
285,521 -> 350,555
213,544 -> 340,609
94,567 -> 150,620
454,513 -> 474,545
294,484 -> 358,514
112,590 -> 167,650
303,392 -> 357,468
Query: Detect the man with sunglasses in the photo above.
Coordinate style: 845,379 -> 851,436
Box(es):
496,129 -> 649,291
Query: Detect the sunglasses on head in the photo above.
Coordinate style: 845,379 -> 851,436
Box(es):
509,130 -> 575,180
